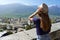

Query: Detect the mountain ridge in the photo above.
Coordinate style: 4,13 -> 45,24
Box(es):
0,3 -> 60,18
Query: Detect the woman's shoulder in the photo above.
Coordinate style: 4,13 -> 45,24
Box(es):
33,17 -> 40,21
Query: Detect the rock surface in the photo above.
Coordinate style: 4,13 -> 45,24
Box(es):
0,22 -> 60,40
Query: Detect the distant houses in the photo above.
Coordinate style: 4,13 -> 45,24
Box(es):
55,18 -> 60,23
0,17 -> 29,34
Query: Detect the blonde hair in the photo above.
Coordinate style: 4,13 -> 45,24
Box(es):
38,3 -> 48,13
38,3 -> 51,31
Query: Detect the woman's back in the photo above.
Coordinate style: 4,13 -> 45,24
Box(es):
33,17 -> 51,35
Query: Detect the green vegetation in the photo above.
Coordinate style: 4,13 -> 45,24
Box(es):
51,18 -> 56,23
0,29 -> 3,32
2,27 -> 7,30
51,16 -> 60,23
25,25 -> 32,30
7,31 -> 13,35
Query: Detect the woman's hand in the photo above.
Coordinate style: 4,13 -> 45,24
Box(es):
28,17 -> 33,25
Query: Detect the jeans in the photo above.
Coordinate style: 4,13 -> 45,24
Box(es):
37,34 -> 51,40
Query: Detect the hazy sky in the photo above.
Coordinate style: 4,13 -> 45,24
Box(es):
0,0 -> 60,6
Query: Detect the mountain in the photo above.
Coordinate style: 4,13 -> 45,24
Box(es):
0,3 -> 37,18
49,6 -> 60,16
0,3 -> 60,18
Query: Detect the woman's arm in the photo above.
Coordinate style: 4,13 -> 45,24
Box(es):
29,9 -> 40,18
29,6 -> 43,18
28,6 -> 43,21
28,11 -> 37,21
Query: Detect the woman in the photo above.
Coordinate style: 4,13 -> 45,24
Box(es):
28,3 -> 51,40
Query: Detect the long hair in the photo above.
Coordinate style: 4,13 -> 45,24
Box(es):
38,3 -> 51,31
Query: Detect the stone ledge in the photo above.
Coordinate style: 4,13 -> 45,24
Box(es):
0,22 -> 60,40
